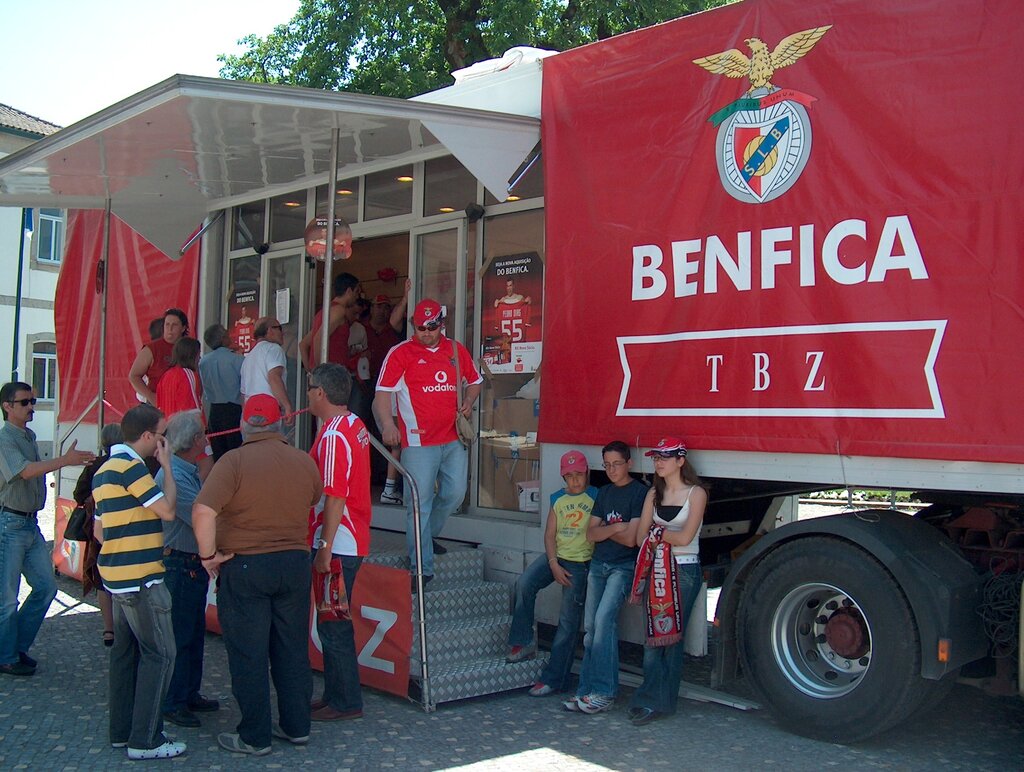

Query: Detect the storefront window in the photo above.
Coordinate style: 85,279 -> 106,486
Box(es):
315,178 -> 360,225
416,229 -> 459,322
267,254 -> 303,437
476,209 -> 544,517
365,165 -> 414,220
269,192 -> 308,243
424,156 -> 477,217
484,150 -> 544,206
225,255 -> 262,353
232,201 -> 266,251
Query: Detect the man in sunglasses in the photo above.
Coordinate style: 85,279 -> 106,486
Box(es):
240,317 -> 294,424
0,381 -> 95,677
374,299 -> 482,590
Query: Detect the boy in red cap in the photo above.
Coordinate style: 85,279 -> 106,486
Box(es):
506,450 -> 597,697
373,299 -> 482,589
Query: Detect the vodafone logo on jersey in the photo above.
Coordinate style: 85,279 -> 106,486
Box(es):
422,369 -> 455,393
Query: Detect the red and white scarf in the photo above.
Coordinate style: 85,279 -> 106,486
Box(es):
630,525 -> 684,647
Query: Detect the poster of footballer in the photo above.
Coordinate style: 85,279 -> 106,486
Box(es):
482,251 -> 543,373
226,254 -> 261,353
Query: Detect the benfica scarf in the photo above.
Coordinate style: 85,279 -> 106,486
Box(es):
630,525 -> 684,647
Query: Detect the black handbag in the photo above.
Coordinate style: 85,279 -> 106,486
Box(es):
63,505 -> 91,541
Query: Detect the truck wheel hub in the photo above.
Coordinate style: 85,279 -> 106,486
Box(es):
824,608 -> 869,659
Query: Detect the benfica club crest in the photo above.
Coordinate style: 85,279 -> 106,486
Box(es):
694,25 -> 832,204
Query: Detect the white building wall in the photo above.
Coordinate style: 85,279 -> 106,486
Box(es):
0,140 -> 59,457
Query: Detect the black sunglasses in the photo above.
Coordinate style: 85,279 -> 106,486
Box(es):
8,398 -> 37,407
416,321 -> 443,332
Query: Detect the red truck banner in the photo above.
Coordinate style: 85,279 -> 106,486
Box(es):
539,0 -> 1024,463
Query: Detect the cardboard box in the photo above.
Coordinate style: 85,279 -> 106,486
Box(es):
491,397 -> 539,434
478,438 -> 540,511
517,480 -> 540,512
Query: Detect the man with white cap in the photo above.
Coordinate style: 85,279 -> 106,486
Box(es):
506,449 -> 598,697
374,298 -> 482,590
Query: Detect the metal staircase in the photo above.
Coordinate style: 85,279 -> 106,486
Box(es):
366,537 -> 547,708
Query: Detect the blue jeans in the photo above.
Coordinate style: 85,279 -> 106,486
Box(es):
0,512 -> 57,665
109,581 -> 176,749
401,441 -> 468,576
575,559 -> 632,699
508,555 -> 589,692
218,551 -> 312,749
316,554 -> 363,712
630,563 -> 702,714
161,551 -> 209,711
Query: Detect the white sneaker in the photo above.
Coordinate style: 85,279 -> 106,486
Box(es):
380,490 -> 403,506
126,740 -> 187,759
577,693 -> 615,714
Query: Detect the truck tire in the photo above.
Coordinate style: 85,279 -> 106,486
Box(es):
737,536 -> 935,743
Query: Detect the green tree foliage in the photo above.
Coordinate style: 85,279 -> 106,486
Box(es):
218,0 -> 729,98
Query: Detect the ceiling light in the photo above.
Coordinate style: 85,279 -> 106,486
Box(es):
507,195 -> 521,202
438,207 -> 455,213
396,175 -> 414,183
283,201 -> 301,207
337,188 -> 353,196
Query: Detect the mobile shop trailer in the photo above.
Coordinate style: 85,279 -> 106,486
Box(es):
0,0 -> 1020,744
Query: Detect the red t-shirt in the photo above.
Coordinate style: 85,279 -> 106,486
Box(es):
494,300 -> 531,342
365,323 -> 400,380
308,298 -> 350,367
376,337 -> 482,448
145,337 -> 174,388
155,366 -> 203,421
308,413 -> 372,556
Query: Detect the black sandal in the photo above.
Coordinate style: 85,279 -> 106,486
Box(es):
102,630 -> 114,647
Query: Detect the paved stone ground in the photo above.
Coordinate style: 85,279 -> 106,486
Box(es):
2,481 -> 1021,770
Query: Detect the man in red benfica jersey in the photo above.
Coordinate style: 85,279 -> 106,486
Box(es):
373,300 -> 481,589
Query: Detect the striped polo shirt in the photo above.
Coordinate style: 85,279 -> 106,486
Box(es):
93,443 -> 166,593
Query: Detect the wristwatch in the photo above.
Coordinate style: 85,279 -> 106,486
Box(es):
314,538 -> 329,549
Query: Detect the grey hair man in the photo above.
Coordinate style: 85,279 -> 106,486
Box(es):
198,324 -> 243,460
154,410 -> 220,728
192,395 -> 322,755
239,317 -> 293,424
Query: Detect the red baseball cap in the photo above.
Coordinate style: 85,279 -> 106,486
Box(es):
371,294 -> 392,305
242,394 -> 282,426
412,298 -> 444,327
560,450 -> 588,476
644,437 -> 687,457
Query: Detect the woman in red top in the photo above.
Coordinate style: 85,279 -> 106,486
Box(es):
128,308 -> 189,404
157,337 -> 203,421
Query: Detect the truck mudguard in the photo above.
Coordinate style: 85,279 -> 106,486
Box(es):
713,511 -> 987,686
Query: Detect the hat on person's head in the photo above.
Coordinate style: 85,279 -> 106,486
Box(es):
644,437 -> 687,457
560,450 -> 588,476
412,298 -> 444,327
242,394 -> 282,426
371,294 -> 392,306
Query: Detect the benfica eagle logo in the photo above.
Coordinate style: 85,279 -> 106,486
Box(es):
694,25 -> 831,204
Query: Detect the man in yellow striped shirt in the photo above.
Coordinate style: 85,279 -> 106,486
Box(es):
93,404 -> 184,760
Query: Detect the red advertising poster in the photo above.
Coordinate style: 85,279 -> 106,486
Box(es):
539,0 -> 1024,464
205,561 -> 412,697
482,251 -> 543,373
226,255 -> 261,353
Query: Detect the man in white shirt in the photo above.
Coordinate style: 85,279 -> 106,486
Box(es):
240,318 -> 293,423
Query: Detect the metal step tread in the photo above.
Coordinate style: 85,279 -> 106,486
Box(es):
415,655 -> 548,704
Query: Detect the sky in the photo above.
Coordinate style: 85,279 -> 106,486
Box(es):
0,0 -> 301,127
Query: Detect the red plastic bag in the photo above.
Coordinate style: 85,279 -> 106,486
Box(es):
313,558 -> 350,622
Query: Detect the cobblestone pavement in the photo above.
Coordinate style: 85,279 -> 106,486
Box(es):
2,484 -> 1021,770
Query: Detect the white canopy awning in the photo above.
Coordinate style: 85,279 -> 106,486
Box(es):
0,75 -> 540,258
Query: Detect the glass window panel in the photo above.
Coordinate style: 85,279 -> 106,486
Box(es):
484,150 -> 544,205
476,208 -> 544,517
315,178 -> 360,224
416,229 -> 458,324
424,156 -> 477,217
364,165 -> 413,221
37,221 -> 54,261
266,254 -> 303,432
269,191 -> 308,243
232,201 -> 266,251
